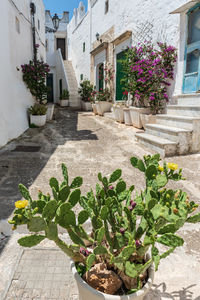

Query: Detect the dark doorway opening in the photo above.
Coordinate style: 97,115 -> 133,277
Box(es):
47,73 -> 54,103
57,38 -> 66,60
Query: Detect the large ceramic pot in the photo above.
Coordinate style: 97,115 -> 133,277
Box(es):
60,99 -> 69,107
140,114 -> 157,129
70,255 -> 154,300
46,104 -> 55,121
129,107 -> 150,129
96,101 -> 112,116
113,105 -> 124,123
92,103 -> 98,115
123,108 -> 132,126
82,101 -> 92,111
30,114 -> 46,127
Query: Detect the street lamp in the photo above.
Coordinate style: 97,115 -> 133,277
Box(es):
52,14 -> 60,31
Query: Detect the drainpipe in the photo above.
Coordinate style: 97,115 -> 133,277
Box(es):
30,2 -> 37,63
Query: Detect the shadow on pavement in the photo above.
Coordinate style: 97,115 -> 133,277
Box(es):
0,108 -> 97,254
146,283 -> 199,300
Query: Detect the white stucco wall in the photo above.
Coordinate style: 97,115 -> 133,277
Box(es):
68,12 -> 91,84
68,0 -> 194,98
0,0 -> 45,148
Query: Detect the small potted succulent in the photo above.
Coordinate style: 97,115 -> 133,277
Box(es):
60,89 -> 70,107
78,80 -> 94,111
9,154 -> 200,299
29,103 -> 47,127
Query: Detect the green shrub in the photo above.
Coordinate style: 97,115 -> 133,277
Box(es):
60,89 -> 70,100
28,103 -> 47,116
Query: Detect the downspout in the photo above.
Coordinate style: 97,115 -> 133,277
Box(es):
30,2 -> 37,63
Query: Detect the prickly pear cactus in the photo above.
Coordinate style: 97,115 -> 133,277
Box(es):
9,155 -> 200,293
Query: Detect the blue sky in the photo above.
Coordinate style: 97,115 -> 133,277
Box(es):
43,0 -> 88,20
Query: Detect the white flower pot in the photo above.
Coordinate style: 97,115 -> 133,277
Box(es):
46,104 -> 55,121
70,256 -> 154,300
113,105 -> 124,123
123,108 -> 132,126
96,102 -> 112,116
60,99 -> 69,107
92,103 -> 98,115
129,107 -> 151,129
30,114 -> 46,127
82,101 -> 92,111
140,114 -> 157,129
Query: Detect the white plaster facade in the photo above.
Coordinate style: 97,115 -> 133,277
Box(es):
0,0 -> 45,148
67,0 -> 200,101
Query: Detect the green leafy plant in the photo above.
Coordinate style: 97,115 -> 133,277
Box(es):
78,80 -> 95,102
9,154 -> 200,295
21,60 -> 50,104
60,89 -> 70,100
28,103 -> 47,116
96,88 -> 111,102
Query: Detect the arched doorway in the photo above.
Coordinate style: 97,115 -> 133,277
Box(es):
98,63 -> 104,91
183,4 -> 200,93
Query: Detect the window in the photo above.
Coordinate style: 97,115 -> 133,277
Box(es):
105,0 -> 109,14
80,74 -> 83,81
38,19 -> 40,30
15,17 -> 20,33
83,42 -> 85,52
45,39 -> 48,51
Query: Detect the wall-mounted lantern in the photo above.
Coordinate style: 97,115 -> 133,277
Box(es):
52,13 -> 60,31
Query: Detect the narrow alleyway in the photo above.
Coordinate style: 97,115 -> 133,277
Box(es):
0,108 -> 200,299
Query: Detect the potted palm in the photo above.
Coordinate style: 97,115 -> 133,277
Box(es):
121,42 -> 177,129
29,103 -> 47,127
60,89 -> 70,107
78,80 -> 94,111
9,154 -> 200,299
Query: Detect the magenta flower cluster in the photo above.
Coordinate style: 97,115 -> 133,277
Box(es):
122,41 -> 177,114
21,60 -> 50,103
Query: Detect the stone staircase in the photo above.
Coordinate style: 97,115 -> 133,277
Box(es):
135,94 -> 200,157
63,60 -> 81,109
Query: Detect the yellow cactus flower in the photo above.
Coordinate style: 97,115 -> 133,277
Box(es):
15,200 -> 29,209
167,163 -> 178,171
158,165 -> 164,172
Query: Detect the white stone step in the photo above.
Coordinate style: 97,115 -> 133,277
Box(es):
167,105 -> 200,117
173,94 -> 200,105
135,132 -> 177,157
156,114 -> 200,130
145,124 -> 192,154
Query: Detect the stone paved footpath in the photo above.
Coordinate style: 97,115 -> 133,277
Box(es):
0,108 -> 200,299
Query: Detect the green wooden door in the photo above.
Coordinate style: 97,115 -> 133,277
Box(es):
98,63 -> 104,91
116,50 -> 127,101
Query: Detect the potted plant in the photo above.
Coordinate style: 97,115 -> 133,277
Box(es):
121,42 -> 177,129
78,80 -> 94,111
21,59 -> 50,124
9,154 -> 200,299
96,88 -> 112,116
29,103 -> 47,127
60,89 -> 70,107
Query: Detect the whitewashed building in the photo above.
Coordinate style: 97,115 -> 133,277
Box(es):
65,0 -> 200,156
0,0 -> 45,148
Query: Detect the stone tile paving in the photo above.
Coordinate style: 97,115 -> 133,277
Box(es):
5,249 -> 77,300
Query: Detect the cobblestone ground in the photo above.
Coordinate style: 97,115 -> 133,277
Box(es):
0,108 -> 200,299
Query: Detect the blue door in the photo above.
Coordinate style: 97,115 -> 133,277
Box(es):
183,4 -> 200,93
